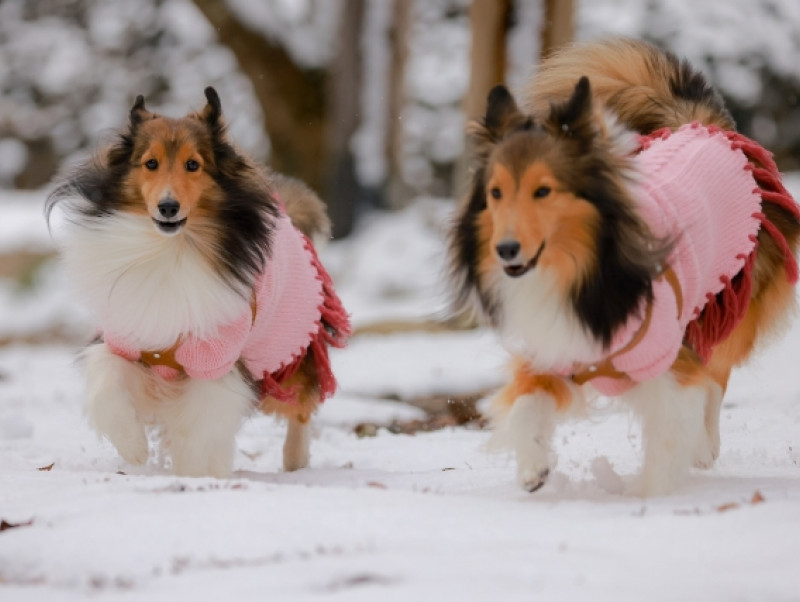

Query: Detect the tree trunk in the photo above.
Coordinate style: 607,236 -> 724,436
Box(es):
463,0 -> 512,123
452,0 -> 511,199
540,0 -> 574,59
192,0 -> 327,196
384,0 -> 413,209
323,0 -> 365,238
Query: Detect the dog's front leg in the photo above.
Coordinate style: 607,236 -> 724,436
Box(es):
489,361 -> 576,492
82,343 -> 149,466
162,369 -> 255,478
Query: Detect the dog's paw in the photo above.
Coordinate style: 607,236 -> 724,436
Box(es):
171,453 -> 233,479
517,465 -> 550,493
628,466 -> 680,498
283,451 -> 310,472
110,427 -> 149,466
692,436 -> 719,470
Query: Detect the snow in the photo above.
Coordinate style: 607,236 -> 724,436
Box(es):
0,139 -> 29,186
2,181 -> 800,600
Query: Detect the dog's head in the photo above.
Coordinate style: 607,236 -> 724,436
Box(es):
114,87 -> 229,236
451,77 -> 671,346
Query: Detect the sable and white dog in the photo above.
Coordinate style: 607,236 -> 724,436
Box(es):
47,88 -> 350,477
449,39 -> 800,495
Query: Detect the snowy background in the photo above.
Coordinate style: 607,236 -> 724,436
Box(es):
1,182 -> 800,600
2,0 -> 800,600
1,0 -> 799,192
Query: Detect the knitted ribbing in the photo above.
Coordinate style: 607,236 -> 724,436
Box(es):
590,124 -> 764,395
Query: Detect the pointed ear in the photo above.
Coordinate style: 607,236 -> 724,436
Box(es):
547,76 -> 595,141
129,95 -> 153,128
482,85 -> 529,141
201,86 -> 223,127
468,85 -> 531,161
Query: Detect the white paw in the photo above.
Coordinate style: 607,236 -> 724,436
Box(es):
517,465 -> 550,493
629,472 -> 673,498
111,427 -> 149,466
692,433 -> 719,469
171,445 -> 233,479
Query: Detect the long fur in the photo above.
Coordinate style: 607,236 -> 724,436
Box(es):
47,88 -> 332,477
450,38 -> 800,495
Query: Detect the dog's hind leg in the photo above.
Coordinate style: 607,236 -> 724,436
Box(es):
282,416 -> 311,472
82,343 -> 149,466
260,354 -> 321,472
488,360 -> 576,492
162,370 -> 254,478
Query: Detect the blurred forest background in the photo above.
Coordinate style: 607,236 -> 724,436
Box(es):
1,0 -> 799,239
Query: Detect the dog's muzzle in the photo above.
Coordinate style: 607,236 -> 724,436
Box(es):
153,198 -> 187,235
501,241 -> 546,278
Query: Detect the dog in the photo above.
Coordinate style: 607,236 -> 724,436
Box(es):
46,87 -> 351,477
449,38 -> 800,495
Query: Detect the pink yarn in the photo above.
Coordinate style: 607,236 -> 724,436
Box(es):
587,124 -> 798,395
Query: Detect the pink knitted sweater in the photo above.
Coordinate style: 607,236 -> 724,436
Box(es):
579,124 -> 767,395
106,213 -> 351,402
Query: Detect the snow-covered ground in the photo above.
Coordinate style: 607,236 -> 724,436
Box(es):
1,184 -> 800,600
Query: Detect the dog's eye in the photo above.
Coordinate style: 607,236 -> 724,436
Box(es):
489,187 -> 502,200
185,159 -> 200,172
533,186 -> 551,199
144,158 -> 158,171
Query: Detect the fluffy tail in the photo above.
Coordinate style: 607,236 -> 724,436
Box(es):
271,173 -> 332,247
525,38 -> 734,134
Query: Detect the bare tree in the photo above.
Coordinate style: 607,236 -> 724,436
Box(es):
540,0 -> 574,58
192,0 -> 362,238
323,0 -> 366,237
463,0 -> 513,124
453,0 -> 512,198
384,0 -> 413,209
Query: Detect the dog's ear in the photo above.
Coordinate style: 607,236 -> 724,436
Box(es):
201,86 -> 223,128
468,85 -> 531,161
484,85 -> 524,137
546,76 -> 596,145
476,85 -> 528,140
129,95 -> 153,129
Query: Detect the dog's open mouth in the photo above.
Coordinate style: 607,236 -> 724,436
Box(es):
503,241 -> 546,278
153,218 -> 187,235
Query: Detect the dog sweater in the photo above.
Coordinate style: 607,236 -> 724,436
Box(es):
576,123 -> 798,396
106,213 -> 351,403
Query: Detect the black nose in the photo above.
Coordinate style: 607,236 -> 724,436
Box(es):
157,199 -> 180,219
495,240 -> 521,261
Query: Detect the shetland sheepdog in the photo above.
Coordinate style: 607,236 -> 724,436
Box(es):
47,88 -> 350,478
450,38 -> 800,495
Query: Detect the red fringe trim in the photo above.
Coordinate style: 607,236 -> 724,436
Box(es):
261,234 -> 352,404
641,125 -> 800,362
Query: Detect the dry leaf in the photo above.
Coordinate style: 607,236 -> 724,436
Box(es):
37,462 -> 55,471
1,519 -> 33,532
751,490 -> 765,504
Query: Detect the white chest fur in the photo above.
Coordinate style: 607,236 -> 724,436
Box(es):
58,213 -> 249,349
493,267 -> 601,371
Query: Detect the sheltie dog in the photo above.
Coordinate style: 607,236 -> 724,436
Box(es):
47,87 -> 351,478
450,38 -> 800,495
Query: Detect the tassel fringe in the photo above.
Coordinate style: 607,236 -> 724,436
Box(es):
261,233 -> 352,404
